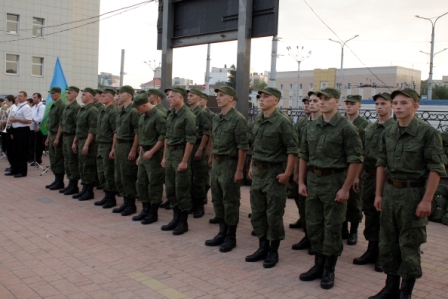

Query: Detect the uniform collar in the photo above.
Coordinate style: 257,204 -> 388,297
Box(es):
82,102 -> 94,109
191,105 -> 201,113
376,117 -> 394,128
259,108 -> 281,124
391,116 -> 419,137
172,105 -> 187,116
316,111 -> 341,127
219,107 -> 236,121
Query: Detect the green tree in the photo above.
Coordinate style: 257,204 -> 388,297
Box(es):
434,85 -> 448,100
226,64 -> 236,89
253,79 -> 267,90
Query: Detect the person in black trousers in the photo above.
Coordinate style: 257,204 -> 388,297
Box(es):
1,95 -> 15,172
28,93 -> 45,165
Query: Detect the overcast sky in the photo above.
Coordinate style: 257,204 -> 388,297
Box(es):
98,0 -> 448,89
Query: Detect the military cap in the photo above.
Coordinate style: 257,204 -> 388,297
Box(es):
345,94 -> 362,103
391,88 -> 420,103
200,93 -> 209,100
119,85 -> 135,96
49,87 -> 61,93
165,86 -> 187,99
187,88 -> 203,97
147,89 -> 165,99
258,87 -> 282,99
66,86 -> 80,93
302,96 -> 310,103
94,89 -> 103,95
317,87 -> 341,99
131,93 -> 148,107
82,87 -> 95,97
215,86 -> 238,101
373,92 -> 392,102
103,88 -> 116,96
308,91 -> 317,97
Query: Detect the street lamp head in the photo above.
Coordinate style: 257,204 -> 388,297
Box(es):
355,35 -> 359,38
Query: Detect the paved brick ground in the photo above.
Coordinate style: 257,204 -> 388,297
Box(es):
0,155 -> 447,299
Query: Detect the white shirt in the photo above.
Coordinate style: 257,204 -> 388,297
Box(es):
12,102 -> 32,128
30,102 -> 45,130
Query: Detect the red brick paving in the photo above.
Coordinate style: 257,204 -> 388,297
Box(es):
0,156 -> 447,299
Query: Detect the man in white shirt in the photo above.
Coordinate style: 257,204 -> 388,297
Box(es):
29,93 -> 45,165
5,91 -> 32,177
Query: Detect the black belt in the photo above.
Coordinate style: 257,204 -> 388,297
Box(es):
214,155 -> 237,163
365,168 -> 376,176
168,144 -> 185,151
141,145 -> 153,151
195,139 -> 203,145
98,141 -> 112,144
253,160 -> 283,170
63,133 -> 75,137
116,139 -> 133,144
387,178 -> 425,189
308,166 -> 346,177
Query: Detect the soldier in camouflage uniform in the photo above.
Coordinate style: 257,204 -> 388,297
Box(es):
187,88 -> 211,218
131,94 -> 166,224
71,88 -> 98,201
298,87 -> 362,289
147,89 -> 167,115
246,87 -> 298,269
370,88 -> 446,299
343,94 -> 370,245
110,85 -> 140,216
161,87 -> 196,235
45,87 -> 66,190
59,86 -> 81,195
204,87 -> 248,252
353,93 -> 394,272
292,91 -> 321,252
94,89 -> 118,208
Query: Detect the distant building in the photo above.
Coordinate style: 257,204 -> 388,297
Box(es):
433,76 -> 448,88
173,77 -> 194,87
140,78 -> 162,90
98,72 -> 120,87
0,0 -> 100,95
208,66 -> 233,85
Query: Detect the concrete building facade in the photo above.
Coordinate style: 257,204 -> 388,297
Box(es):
0,0 -> 100,96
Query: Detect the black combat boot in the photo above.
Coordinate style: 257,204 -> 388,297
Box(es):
141,204 -> 159,224
300,253 -> 325,281
45,175 -> 58,189
263,240 -> 280,268
59,179 -> 72,193
64,180 -> 79,195
193,198 -> 205,218
112,197 -> 127,213
161,208 -> 180,231
209,216 -> 219,224
72,183 -> 87,199
49,174 -> 65,190
173,210 -> 189,235
292,230 -> 311,250
132,202 -> 151,221
342,221 -> 349,239
353,241 -> 378,265
321,255 -> 338,289
205,220 -> 227,246
121,198 -> 137,216
400,278 -> 415,299
160,199 -> 171,210
94,191 -> 108,206
78,183 -> 94,201
219,225 -> 237,252
289,219 -> 302,229
347,222 -> 359,245
245,237 -> 270,262
375,254 -> 383,272
368,274 -> 400,299
103,191 -> 117,209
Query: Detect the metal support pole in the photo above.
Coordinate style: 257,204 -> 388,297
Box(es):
205,43 -> 211,94
269,36 -> 278,88
296,61 -> 301,108
339,47 -> 344,89
161,0 -> 174,106
119,49 -> 125,87
235,0 -> 253,118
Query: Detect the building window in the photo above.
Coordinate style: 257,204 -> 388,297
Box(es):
309,83 -> 313,90
6,13 -> 19,34
280,84 -> 283,91
33,17 -> 44,37
5,54 -> 19,74
290,84 -> 293,90
32,57 -> 44,76
299,84 -> 302,90
320,81 -> 328,89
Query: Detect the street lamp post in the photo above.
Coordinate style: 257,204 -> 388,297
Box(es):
287,46 -> 311,108
329,35 -> 359,92
416,12 -> 448,100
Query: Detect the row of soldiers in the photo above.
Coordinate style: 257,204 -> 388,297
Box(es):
43,84 -> 444,298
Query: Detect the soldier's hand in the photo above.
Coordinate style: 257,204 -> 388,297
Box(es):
248,167 -> 253,180
136,157 -> 140,165
45,138 -> 49,147
416,200 -> 432,218
128,150 -> 136,161
234,170 -> 243,183
161,158 -> 166,168
72,143 -> 77,154
178,161 -> 187,172
374,195 -> 382,212
335,188 -> 349,202
293,172 -> 299,184
208,156 -> 213,169
276,173 -> 289,185
109,149 -> 115,159
143,151 -> 153,160
353,177 -> 361,193
53,138 -> 59,147
194,150 -> 202,160
298,183 -> 308,197
10,134 -> 13,140
82,144 -> 88,156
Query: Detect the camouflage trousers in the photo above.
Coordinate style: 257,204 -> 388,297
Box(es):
380,183 -> 427,279
165,148 -> 192,212
190,145 -> 208,203
114,143 -> 138,198
63,135 -> 79,180
211,158 -> 240,226
306,171 -> 347,256
96,142 -> 116,192
49,133 -> 64,175
362,172 -> 380,241
288,179 -> 306,229
250,164 -> 287,241
346,184 -> 363,223
77,138 -> 98,184
136,148 -> 164,205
